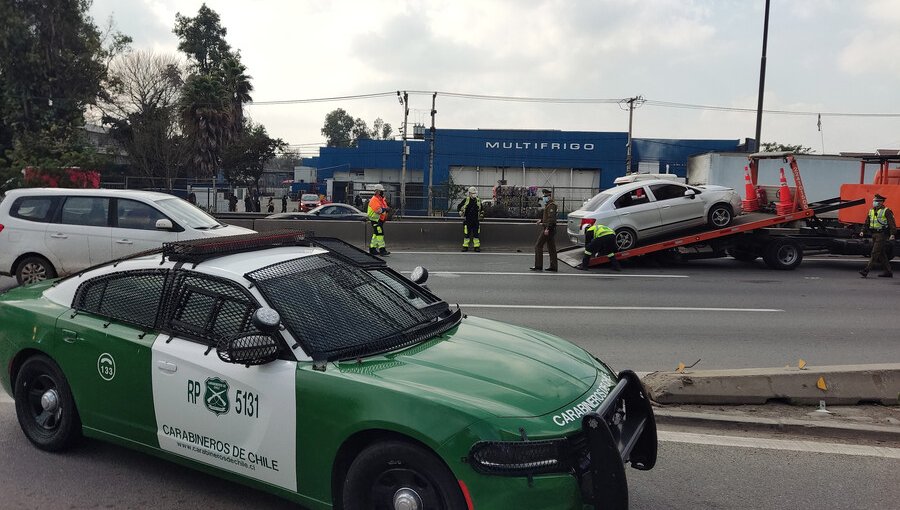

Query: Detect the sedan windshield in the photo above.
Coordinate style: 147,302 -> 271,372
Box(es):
154,197 -> 223,230
301,194 -> 318,201
245,254 -> 458,361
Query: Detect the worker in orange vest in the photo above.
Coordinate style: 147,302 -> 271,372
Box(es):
367,184 -> 391,256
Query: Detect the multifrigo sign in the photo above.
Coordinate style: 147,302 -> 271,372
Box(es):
485,141 -> 595,151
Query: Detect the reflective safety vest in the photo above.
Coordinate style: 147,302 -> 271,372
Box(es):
367,194 -> 388,222
868,207 -> 889,230
586,224 -> 615,238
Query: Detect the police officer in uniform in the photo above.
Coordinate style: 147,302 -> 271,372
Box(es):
577,223 -> 621,271
531,188 -> 558,272
859,193 -> 896,278
367,184 -> 391,256
457,186 -> 483,252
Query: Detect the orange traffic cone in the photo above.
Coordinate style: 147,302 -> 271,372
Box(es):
775,167 -> 794,215
741,166 -> 760,212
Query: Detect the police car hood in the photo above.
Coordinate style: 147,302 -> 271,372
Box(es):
345,316 -> 613,418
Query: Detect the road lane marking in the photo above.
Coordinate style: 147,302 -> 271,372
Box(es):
659,431 -> 900,459
403,271 -> 689,279
459,304 -> 783,312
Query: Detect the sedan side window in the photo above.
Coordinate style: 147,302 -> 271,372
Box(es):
167,272 -> 261,345
649,184 -> 688,201
116,199 -> 167,230
614,188 -> 650,209
73,270 -> 169,329
60,196 -> 109,227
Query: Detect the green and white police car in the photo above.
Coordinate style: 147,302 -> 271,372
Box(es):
0,231 -> 656,510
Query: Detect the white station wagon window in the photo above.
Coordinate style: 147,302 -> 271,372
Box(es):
60,196 -> 109,227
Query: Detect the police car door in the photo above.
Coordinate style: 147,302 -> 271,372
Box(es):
150,270 -> 298,492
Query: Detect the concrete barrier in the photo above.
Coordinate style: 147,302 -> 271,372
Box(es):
642,364 -> 900,405
230,218 -> 572,252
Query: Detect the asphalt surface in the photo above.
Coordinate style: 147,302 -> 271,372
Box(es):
0,251 -> 898,509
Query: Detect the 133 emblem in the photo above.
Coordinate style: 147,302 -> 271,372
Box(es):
204,377 -> 230,416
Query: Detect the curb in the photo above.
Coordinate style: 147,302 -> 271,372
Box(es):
642,364 -> 900,406
653,408 -> 900,443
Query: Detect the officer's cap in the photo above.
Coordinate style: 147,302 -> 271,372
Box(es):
873,193 -> 886,201
541,188 -> 552,195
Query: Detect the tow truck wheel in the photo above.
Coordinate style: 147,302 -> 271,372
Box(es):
615,228 -> 637,251
342,440 -> 466,510
763,239 -> 803,270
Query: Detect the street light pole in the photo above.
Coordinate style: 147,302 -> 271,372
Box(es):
398,91 -> 409,217
754,0 -> 771,152
428,92 -> 436,216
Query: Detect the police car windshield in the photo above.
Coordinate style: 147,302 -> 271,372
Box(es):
154,197 -> 223,229
245,254 -> 457,361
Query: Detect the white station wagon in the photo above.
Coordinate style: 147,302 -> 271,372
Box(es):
567,179 -> 742,249
0,188 -> 254,284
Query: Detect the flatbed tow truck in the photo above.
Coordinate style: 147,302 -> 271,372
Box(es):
559,152 -> 898,270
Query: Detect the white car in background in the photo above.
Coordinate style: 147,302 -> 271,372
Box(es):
0,188 -> 254,284
567,179 -> 742,249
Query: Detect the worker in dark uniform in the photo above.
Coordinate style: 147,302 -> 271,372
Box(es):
577,223 -> 621,271
531,188 -> 558,272
281,194 -> 288,213
859,193 -> 896,278
457,186 -> 483,252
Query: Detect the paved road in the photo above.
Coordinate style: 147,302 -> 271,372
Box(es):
1,250 -> 897,509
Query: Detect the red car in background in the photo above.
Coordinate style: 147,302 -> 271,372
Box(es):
298,193 -> 321,212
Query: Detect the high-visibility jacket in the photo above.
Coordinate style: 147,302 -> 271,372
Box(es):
367,194 -> 388,222
868,208 -> 889,230
457,196 -> 483,222
585,223 -> 614,243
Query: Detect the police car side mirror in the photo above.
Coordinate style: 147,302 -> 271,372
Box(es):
217,332 -> 281,366
411,266 -> 429,285
252,307 -> 281,334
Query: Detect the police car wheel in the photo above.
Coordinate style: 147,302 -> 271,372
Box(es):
14,355 -> 82,452
342,440 -> 465,510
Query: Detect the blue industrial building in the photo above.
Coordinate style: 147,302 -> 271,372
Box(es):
302,128 -> 746,212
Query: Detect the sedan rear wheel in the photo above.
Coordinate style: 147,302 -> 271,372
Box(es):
14,355 -> 81,451
615,228 -> 637,250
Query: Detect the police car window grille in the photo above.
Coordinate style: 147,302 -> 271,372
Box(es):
73,270 -> 169,329
309,237 -> 386,268
164,273 -> 260,344
246,254 -> 431,360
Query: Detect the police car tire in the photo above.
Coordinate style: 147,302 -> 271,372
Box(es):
342,440 -> 466,510
14,355 -> 82,452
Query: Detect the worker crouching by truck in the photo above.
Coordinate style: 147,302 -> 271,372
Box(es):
859,193 -> 896,278
577,223 -> 621,271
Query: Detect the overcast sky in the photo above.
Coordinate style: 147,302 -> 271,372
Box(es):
89,0 -> 900,158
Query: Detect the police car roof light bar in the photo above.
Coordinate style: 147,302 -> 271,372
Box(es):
163,230 -> 313,263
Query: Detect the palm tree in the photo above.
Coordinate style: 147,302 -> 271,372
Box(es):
221,55 -> 253,137
179,74 -> 232,177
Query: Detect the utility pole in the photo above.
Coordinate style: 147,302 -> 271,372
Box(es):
754,0 -> 771,152
398,91 -> 409,217
625,95 -> 643,174
428,92 -> 437,216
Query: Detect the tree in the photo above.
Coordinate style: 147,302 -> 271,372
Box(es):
371,118 -> 393,140
761,142 -> 814,154
179,74 -> 232,177
99,51 -> 186,185
221,121 -> 286,191
173,3 -> 231,74
321,109 -> 393,147
0,0 -> 130,178
220,54 -> 253,137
